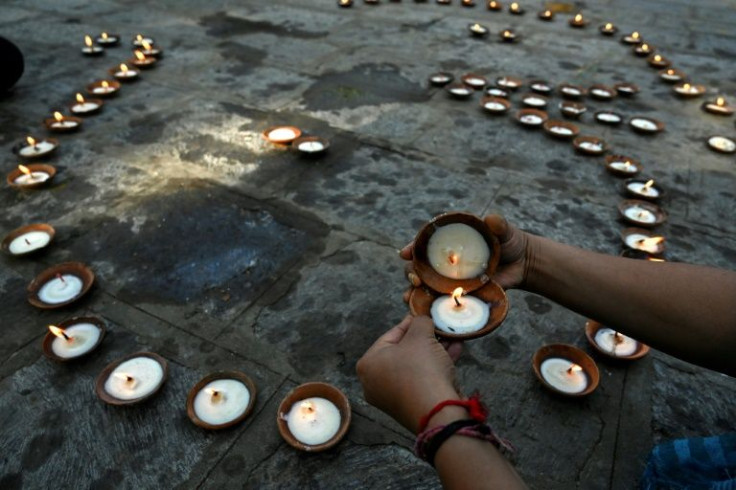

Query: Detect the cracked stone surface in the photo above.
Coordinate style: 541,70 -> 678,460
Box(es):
1,0 -> 735,489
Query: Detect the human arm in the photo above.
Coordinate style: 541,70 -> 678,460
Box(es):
356,316 -> 527,489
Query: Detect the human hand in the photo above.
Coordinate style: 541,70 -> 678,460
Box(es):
356,315 -> 464,434
402,214 -> 532,299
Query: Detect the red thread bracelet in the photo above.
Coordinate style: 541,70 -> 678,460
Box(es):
418,392 -> 488,433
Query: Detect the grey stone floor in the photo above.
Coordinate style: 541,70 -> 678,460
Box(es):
1,0 -> 735,488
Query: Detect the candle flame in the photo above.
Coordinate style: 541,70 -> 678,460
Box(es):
613,332 -> 624,344
114,372 -> 136,386
543,10 -> 551,16
136,34 -> 144,42
716,97 -> 725,106
490,1 -> 498,6
567,364 -> 583,374
637,236 -> 665,248
48,325 -> 71,341
85,35 -> 93,47
101,32 -> 108,40
623,160 -> 632,168
503,30 -> 512,37
654,54 -> 662,61
102,80 -> 110,88
27,136 -> 37,146
18,164 -> 32,176
643,179 -> 655,190
76,93 -> 85,103
120,63 -> 129,72
142,40 -> 152,50
574,13 -> 583,22
640,43 -> 650,51
667,69 -> 674,75
632,31 -> 640,39
134,50 -> 146,61
452,287 -> 464,307
510,2 -> 519,10
647,257 -> 665,262
605,23 -> 613,29
54,111 -> 63,122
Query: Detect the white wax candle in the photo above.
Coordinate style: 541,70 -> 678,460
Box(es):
18,140 -> 55,157
450,87 -> 471,96
81,46 -> 103,54
593,328 -> 638,356
484,101 -> 506,111
549,126 -> 573,135
624,206 -> 656,223
297,141 -> 324,153
591,88 -> 611,98
498,78 -> 519,88
286,397 -> 341,445
93,85 -> 116,94
520,114 -> 542,124
708,136 -> 736,153
50,120 -> 78,129
609,161 -> 637,173
464,77 -> 485,87
486,88 -> 507,97
8,231 -> 51,254
597,113 -> 621,123
427,223 -> 490,279
524,97 -> 546,107
540,358 -> 588,394
193,379 -> 251,425
631,118 -> 658,131
627,182 -> 659,198
431,74 -> 451,84
51,323 -> 102,359
625,233 -> 663,253
267,128 -> 297,142
560,103 -> 584,115
661,72 -> 681,81
71,102 -> 100,113
561,87 -> 581,96
14,172 -> 50,185
38,274 -> 84,304
104,357 -> 165,400
430,294 -> 490,334
579,141 -> 603,152
531,83 -> 550,92
115,70 -> 138,78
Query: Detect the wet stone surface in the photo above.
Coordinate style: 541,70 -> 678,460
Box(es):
1,0 -> 735,489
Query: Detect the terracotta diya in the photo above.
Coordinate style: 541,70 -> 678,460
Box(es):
617,199 -> 667,228
42,316 -> 106,362
585,321 -> 650,360
516,108 -> 548,127
95,352 -> 169,406
543,120 -> 580,139
27,262 -> 95,309
532,344 -> 599,397
573,136 -> 609,155
186,371 -> 257,430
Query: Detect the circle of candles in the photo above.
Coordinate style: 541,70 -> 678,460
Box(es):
594,110 -> 623,125
621,31 -> 642,45
618,199 -> 667,227
658,68 -> 685,83
672,82 -> 706,98
624,178 -> 662,201
521,93 -> 548,108
558,83 -> 586,99
461,73 -> 487,90
599,22 -> 617,35
292,136 -> 330,156
1,223 -> 55,256
496,76 -> 522,90
543,120 -> 579,139
706,135 -> 736,154
515,108 -> 548,127
129,50 -> 157,69
485,86 -> 509,98
15,136 -> 58,159
187,371 -> 257,429
277,382 -> 351,451
589,84 -> 615,100
132,34 -> 155,47
499,29 -> 518,43
614,82 -> 639,96
629,116 -> 664,134
480,96 -> 511,114
7,164 -> 56,189
701,96 -> 734,116
44,111 -> 83,133
568,12 -> 587,28
263,126 -> 302,144
605,155 -> 642,177
95,32 -> 120,46
446,83 -> 473,99
409,281 -> 508,339
69,93 -> 103,115
508,2 -> 524,14
573,136 -> 609,155
647,53 -> 670,68
585,321 -> 649,360
559,101 -> 586,118
428,72 -> 454,87
634,43 -> 653,56
487,0 -> 502,10
430,287 -> 490,335
537,9 -> 554,21
532,344 -> 599,396
412,212 -> 501,294
27,262 -> 94,309
81,35 -> 104,56
109,63 -> 140,81
529,80 -> 553,94
42,317 -> 106,362
96,352 -> 168,405
468,23 -> 489,37
621,228 -> 666,254
86,79 -> 121,97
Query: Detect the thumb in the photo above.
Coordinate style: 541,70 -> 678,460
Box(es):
484,214 -> 511,244
402,315 -> 436,343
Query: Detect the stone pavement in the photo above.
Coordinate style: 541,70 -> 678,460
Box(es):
1,0 -> 735,488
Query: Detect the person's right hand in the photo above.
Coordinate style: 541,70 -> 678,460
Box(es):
401,214 -> 534,301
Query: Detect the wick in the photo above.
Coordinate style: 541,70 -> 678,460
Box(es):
56,273 -> 66,284
61,331 -> 71,341
25,238 -> 31,245
454,296 -> 462,307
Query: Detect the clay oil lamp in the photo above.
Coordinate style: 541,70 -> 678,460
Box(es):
44,111 -> 82,133
589,84 -> 616,101
95,352 -> 168,405
277,382 -> 351,451
187,371 -> 257,430
701,96 -> 734,116
508,2 -> 524,14
462,73 -> 488,90
623,178 -> 663,201
129,49 -> 157,69
468,23 -> 490,38
629,116 -> 665,134
95,32 -> 120,46
672,82 -> 706,98
86,79 -> 121,97
621,31 -> 642,45
521,93 -> 548,109
573,136 -> 609,155
14,136 -> 58,159
446,83 -> 474,99
428,72 -> 454,87
139,40 -> 162,58
559,101 -> 586,119
263,126 -> 302,144
70,93 -> 103,115
7,164 -> 56,190
634,43 -> 653,57
487,0 -> 502,10
614,82 -> 639,96
499,29 -> 519,43
132,34 -> 155,47
337,0 -> 353,6
658,68 -> 686,83
1,223 -> 55,256
599,22 -> 617,36
605,155 -> 642,177
533,344 -> 599,396
496,76 -> 523,90
538,9 -> 554,21
515,108 -> 548,128
485,86 -> 509,98
480,96 -> 511,115
81,35 -> 104,56
585,321 -> 650,360
42,317 -> 106,362
558,83 -> 586,99
621,228 -> 665,255
27,262 -> 95,309
594,110 -> 623,125
568,12 -> 588,28
543,120 -> 580,139
647,53 -> 671,68
108,63 -> 140,82
529,80 -> 553,95
706,136 -> 736,154
292,136 -> 330,157
618,199 -> 667,228
461,0 -> 476,7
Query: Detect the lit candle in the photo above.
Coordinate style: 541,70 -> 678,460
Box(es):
140,40 -> 161,57
46,111 -> 80,130
81,35 -> 103,55
110,63 -> 139,80
430,287 -> 490,334
500,29 -> 517,42
95,32 -> 119,46
627,179 -> 659,198
569,13 -> 586,27
634,43 -> 652,56
132,34 -> 155,47
538,9 -> 554,20
6,229 -> 52,255
104,357 -> 165,400
702,96 -> 734,115
37,273 -> 84,304
88,79 -> 120,96
48,323 -> 102,359
338,0 -> 354,7
13,164 -> 50,186
70,93 -> 103,115
608,159 -> 638,174
622,31 -> 641,44
193,379 -> 252,426
659,68 -> 685,83
626,235 -> 665,254
487,1 -> 502,11
468,23 -> 489,36
599,22 -> 617,35
18,136 -> 57,158
593,328 -> 638,357
623,205 -> 656,224
540,359 -> 588,394
285,398 -> 341,446
130,50 -> 156,68
509,2 -> 523,14
426,223 -> 490,279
